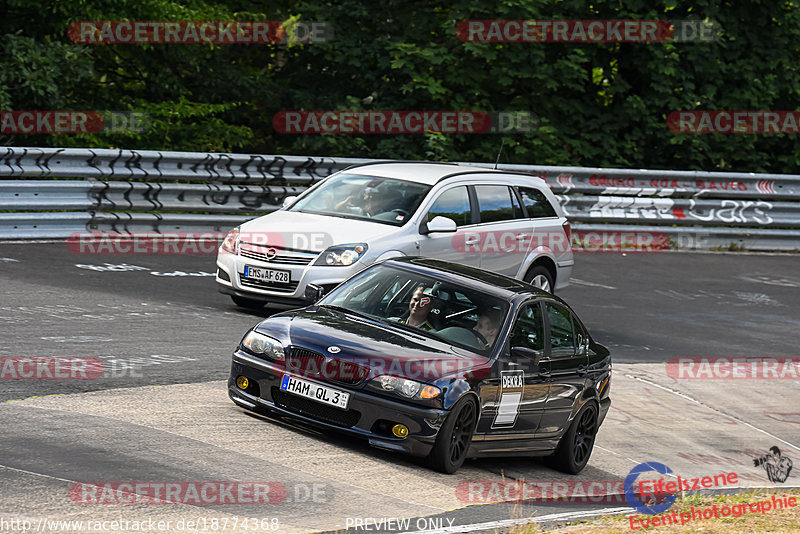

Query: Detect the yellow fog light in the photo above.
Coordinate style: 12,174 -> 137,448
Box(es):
392,424 -> 409,438
236,376 -> 249,390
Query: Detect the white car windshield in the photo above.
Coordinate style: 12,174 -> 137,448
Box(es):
290,173 -> 431,226
320,264 -> 509,355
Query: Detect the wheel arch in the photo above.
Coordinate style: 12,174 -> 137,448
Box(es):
522,256 -> 557,286
443,386 -> 481,428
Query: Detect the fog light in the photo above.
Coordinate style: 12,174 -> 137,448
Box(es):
236,376 -> 249,390
392,424 -> 409,438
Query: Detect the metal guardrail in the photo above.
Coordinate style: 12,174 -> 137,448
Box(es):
0,147 -> 359,183
2,147 -> 800,251
463,162 -> 800,199
0,180 -> 306,213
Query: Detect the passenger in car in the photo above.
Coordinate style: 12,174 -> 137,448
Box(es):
335,187 -> 387,217
401,285 -> 436,331
473,307 -> 503,348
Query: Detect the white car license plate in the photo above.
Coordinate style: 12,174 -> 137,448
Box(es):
280,375 -> 350,410
243,265 -> 290,284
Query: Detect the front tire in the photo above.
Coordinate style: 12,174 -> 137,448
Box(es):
428,396 -> 477,474
548,402 -> 598,474
524,265 -> 554,293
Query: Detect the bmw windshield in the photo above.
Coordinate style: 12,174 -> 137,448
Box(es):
289,173 -> 431,226
320,264 -> 509,355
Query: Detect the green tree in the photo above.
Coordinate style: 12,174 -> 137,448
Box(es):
2,0 -> 800,172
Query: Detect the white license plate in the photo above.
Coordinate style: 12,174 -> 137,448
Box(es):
280,375 -> 350,410
243,265 -> 290,284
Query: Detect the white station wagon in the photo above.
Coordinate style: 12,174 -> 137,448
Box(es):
216,162 -> 573,309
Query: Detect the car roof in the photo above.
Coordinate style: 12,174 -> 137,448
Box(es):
384,256 -> 550,299
343,162 -> 536,186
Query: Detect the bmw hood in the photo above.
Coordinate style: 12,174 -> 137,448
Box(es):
257,307 -> 487,383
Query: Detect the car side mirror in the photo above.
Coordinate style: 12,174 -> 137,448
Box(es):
282,195 -> 298,209
304,283 -> 325,302
420,216 -> 457,235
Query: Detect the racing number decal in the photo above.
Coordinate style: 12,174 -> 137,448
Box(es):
492,370 -> 524,428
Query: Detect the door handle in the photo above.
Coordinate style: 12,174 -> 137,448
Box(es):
516,233 -> 530,240
577,365 -> 587,375
465,236 -> 480,245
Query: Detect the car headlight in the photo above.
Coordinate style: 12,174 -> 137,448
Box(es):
241,330 -> 285,360
220,227 -> 239,254
368,375 -> 440,400
314,244 -> 368,266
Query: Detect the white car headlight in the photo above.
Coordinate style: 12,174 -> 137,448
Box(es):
220,227 -> 239,254
242,331 -> 285,360
314,244 -> 368,266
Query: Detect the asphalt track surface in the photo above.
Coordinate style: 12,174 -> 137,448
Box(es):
1,243 -> 799,533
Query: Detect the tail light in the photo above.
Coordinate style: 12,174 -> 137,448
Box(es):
562,220 -> 572,243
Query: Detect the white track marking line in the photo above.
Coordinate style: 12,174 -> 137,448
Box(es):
398,507 -> 632,534
570,278 -> 617,290
625,374 -> 800,453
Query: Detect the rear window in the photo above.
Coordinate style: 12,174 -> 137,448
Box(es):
518,187 -> 557,218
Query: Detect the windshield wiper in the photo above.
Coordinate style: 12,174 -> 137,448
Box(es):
320,304 -> 376,322
295,210 -> 366,222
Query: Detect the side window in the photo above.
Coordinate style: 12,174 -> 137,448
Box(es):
428,186 -> 471,227
518,187 -> 557,218
509,303 -> 544,352
475,185 -> 516,223
545,302 -> 576,358
574,316 -> 589,355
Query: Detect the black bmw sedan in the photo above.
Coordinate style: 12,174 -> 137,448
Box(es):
228,257 -> 611,474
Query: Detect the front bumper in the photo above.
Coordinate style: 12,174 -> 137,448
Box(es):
218,283 -> 311,309
555,259 -> 574,290
216,251 -> 363,305
228,351 -> 448,458
598,395 -> 611,427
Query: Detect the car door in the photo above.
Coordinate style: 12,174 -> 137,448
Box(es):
472,184 -> 531,277
418,185 -> 481,268
475,301 -> 550,449
537,300 -> 590,438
